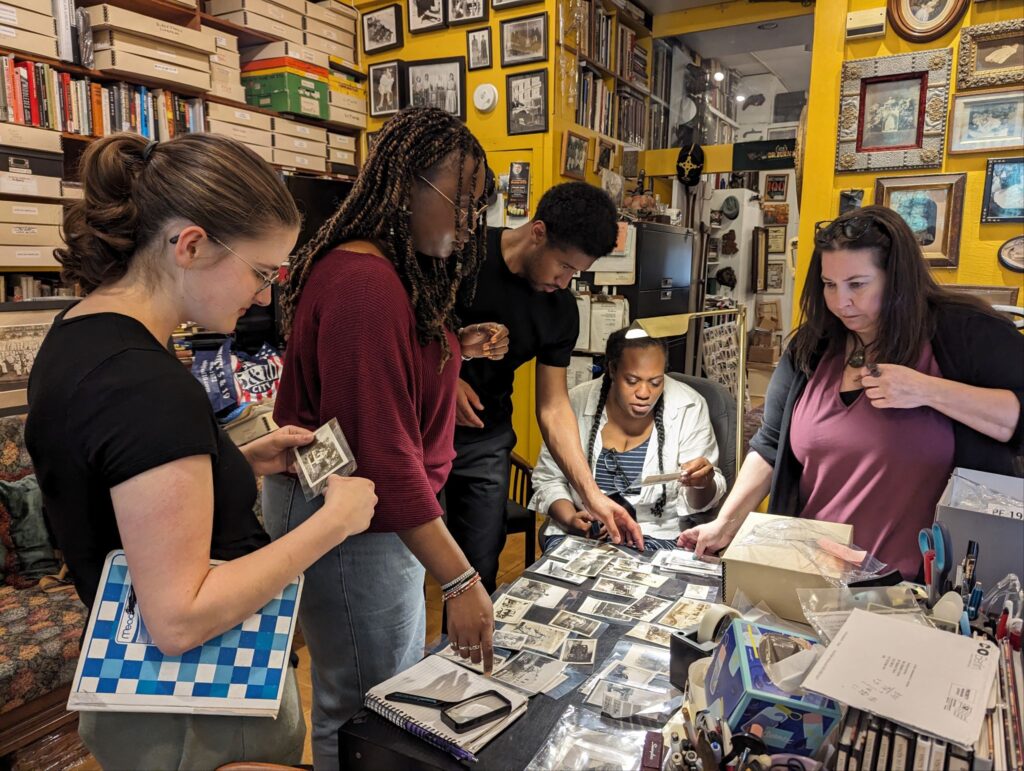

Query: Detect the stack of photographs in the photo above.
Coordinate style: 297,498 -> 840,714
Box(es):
505,577 -> 569,608
651,549 -> 722,577
549,609 -> 602,637
527,559 -> 587,585
577,597 -> 633,622
437,646 -> 508,674
493,594 -> 532,624
591,577 -> 648,601
657,598 -> 712,630
513,620 -> 569,655
491,651 -> 566,695
625,622 -> 676,647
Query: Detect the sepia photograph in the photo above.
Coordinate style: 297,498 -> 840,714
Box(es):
492,593 -> 533,624
466,26 -> 491,70
601,566 -> 668,589
975,35 -> 1024,74
500,12 -> 548,67
296,423 -> 348,488
659,598 -> 712,630
491,651 -> 564,694
564,551 -> 613,577
577,597 -> 632,622
369,60 -> 402,117
492,628 -> 528,649
507,69 -> 548,135
982,156 -> 1024,223
447,0 -> 487,25
765,261 -> 786,295
406,57 -> 465,120
592,577 -> 647,601
560,130 -> 589,181
407,0 -> 445,33
622,595 -> 672,623
548,536 -> 592,562
549,610 -> 601,637
506,577 -> 568,609
859,74 -> 926,150
560,638 -> 597,665
514,620 -> 569,655
958,21 -> 1024,91
0,322 -> 51,390
625,622 -> 674,647
529,559 -> 587,585
362,4 -> 403,54
949,89 -> 1024,154
594,139 -> 614,173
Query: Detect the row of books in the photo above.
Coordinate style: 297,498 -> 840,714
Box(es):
649,100 -> 669,150
650,40 -> 671,104
590,5 -> 614,70
575,67 -> 613,137
0,56 -> 204,138
615,26 -> 647,86
615,89 -> 645,147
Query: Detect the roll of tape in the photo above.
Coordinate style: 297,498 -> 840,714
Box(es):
697,603 -> 740,644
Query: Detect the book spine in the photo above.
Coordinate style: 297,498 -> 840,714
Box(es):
363,695 -> 474,764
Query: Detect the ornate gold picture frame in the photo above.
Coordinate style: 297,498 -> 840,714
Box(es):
957,19 -> 1024,91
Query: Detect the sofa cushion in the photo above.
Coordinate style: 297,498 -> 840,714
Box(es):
0,476 -> 59,587
0,584 -> 87,714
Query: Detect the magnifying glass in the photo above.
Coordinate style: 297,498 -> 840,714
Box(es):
386,690 -> 513,733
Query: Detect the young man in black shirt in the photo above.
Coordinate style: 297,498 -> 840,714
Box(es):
446,181 -> 644,591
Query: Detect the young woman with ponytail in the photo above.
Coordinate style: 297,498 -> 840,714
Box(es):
26,132 -> 377,769
531,327 -> 727,551
267,107 -> 507,768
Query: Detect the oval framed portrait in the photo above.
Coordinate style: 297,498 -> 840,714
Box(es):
888,0 -> 969,43
998,235 -> 1024,273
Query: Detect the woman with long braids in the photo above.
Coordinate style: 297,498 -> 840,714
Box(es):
265,108 -> 508,768
531,327 -> 726,551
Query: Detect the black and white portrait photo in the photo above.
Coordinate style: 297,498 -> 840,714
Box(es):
406,58 -> 466,119
982,157 -> 1024,223
369,61 -> 401,117
447,0 -> 486,26
361,4 -> 403,55
500,12 -> 547,67
859,74 -> 925,150
467,27 -> 491,70
506,69 -> 547,135
296,425 -> 348,488
407,0 -> 445,33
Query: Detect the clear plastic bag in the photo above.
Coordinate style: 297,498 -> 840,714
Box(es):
578,640 -> 682,726
797,586 -> 929,644
949,474 -> 1023,520
525,704 -> 650,771
735,519 -> 888,588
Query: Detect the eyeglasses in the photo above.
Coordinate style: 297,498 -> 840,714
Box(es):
416,175 -> 489,231
813,215 -> 888,247
170,232 -> 281,294
601,449 -> 636,495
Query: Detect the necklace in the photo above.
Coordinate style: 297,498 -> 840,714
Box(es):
846,332 -> 874,368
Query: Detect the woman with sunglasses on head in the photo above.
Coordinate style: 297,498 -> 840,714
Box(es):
267,107 -> 508,768
680,206 -> 1024,579
532,327 -> 727,551
25,133 -> 377,769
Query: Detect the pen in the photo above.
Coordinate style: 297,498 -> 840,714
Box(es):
968,583 -> 984,621
962,541 -> 978,599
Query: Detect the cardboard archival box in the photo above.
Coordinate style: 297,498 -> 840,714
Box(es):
314,0 -> 357,24
83,5 -> 215,53
216,11 -> 302,44
263,0 -> 303,14
935,468 -> 1023,593
328,104 -> 366,129
206,101 -> 273,131
302,16 -> 354,47
303,0 -> 338,25
207,0 -> 301,30
206,119 -> 273,147
0,0 -> 50,16
201,25 -> 239,52
210,50 -> 241,69
327,132 -> 356,152
302,32 -> 352,61
0,171 -> 61,199
240,40 -> 328,69
211,62 -> 241,88
0,223 -> 62,246
92,29 -> 212,73
271,148 -> 326,172
722,512 -> 854,624
0,122 -> 61,153
243,142 -> 273,164
60,181 -> 82,199
272,116 -> 327,143
328,147 -> 354,165
0,200 -> 62,225
0,244 -> 60,268
0,23 -> 57,58
0,4 -> 55,36
329,88 -> 364,114
273,132 -> 326,154
209,81 -> 246,102
93,49 -> 211,91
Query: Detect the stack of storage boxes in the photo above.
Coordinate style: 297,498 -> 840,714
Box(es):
272,116 -> 326,172
205,102 -> 273,164
241,45 -> 329,120
204,27 -> 244,102
0,0 -> 57,58
83,5 -> 214,91
326,131 -> 356,175
303,0 -> 356,67
205,0 -> 303,45
327,71 -> 366,130
0,125 -> 63,269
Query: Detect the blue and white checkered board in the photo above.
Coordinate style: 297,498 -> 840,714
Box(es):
68,550 -> 303,717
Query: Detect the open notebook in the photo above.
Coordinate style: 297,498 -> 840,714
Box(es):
364,655 -> 528,762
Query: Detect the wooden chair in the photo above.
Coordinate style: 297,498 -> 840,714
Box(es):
505,452 -> 537,569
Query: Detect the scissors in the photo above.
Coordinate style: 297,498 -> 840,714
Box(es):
919,522 -> 951,607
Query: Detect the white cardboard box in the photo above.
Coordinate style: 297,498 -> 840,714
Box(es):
302,31 -> 353,61
93,48 -> 212,91
0,22 -> 57,57
244,142 -> 273,163
0,244 -> 60,267
271,148 -> 326,172
92,29 -> 212,73
273,117 -> 327,143
0,122 -> 61,152
327,132 -> 356,152
83,5 -> 215,53
201,24 -> 239,52
328,147 -> 354,165
0,172 -> 61,199
239,40 -> 329,69
207,118 -> 273,147
0,200 -> 62,224
273,132 -> 326,154
327,104 -> 365,129
214,10 -> 302,44
207,100 -> 273,131
0,3 -> 54,36
208,80 -> 247,102
0,223 -> 62,245
207,0 -> 301,30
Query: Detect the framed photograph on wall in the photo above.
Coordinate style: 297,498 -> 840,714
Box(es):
887,0 -> 968,43
407,0 -> 445,34
948,89 -> 1024,154
467,27 -> 492,70
764,174 -> 788,202
362,4 -> 403,54
751,227 -> 769,293
405,57 -> 466,120
767,225 -> 787,254
765,261 -> 786,295
447,0 -> 487,26
368,60 -> 403,117
762,203 -> 789,225
492,0 -> 542,9
981,157 -> 1024,223
957,19 -> 1024,91
500,12 -> 548,67
594,139 -> 614,173
835,48 -> 952,173
874,173 -> 966,267
506,69 -> 547,135
561,130 -> 589,180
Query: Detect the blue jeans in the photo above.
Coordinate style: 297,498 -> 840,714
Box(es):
262,474 -> 426,770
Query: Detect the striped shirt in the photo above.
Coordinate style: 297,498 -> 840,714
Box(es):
594,437 -> 651,496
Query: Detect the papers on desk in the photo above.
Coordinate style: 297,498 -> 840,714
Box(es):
803,609 -> 998,748
589,223 -> 636,285
589,297 -> 629,354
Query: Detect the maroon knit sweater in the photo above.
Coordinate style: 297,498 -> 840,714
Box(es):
274,248 -> 460,531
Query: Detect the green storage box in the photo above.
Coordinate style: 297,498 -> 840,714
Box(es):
242,71 -> 328,120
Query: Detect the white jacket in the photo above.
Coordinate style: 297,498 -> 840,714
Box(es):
529,376 -> 727,540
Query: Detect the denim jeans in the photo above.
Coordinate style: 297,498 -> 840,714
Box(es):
262,474 -> 426,769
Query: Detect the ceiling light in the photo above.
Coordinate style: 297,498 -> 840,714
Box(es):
713,71 -> 725,82
735,94 -> 746,103
758,22 -> 778,30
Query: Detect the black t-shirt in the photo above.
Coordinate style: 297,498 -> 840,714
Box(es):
25,309 -> 268,609
455,227 -> 578,433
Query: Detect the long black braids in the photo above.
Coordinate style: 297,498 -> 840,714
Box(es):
281,107 -> 487,369
588,328 -> 670,517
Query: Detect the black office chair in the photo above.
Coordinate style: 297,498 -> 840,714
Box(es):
505,451 -> 537,569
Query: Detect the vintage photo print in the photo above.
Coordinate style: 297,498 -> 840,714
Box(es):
506,69 -> 548,135
506,577 -> 568,609
858,74 -> 926,151
565,551 -> 614,577
447,0 -> 487,26
625,622 -> 674,647
406,58 -> 466,120
362,4 -> 403,54
622,595 -> 672,623
621,644 -> 669,676
407,0 -> 445,33
602,566 -> 668,589
529,559 -> 587,585
493,593 -> 533,624
294,418 -> 354,500
492,628 -> 528,649
599,661 -> 657,686
578,597 -> 632,622
659,598 -> 712,631
500,12 -> 547,67
594,139 -> 614,173
548,536 -> 606,562
512,620 -> 569,656
438,646 -> 507,673
592,577 -> 647,601
561,130 -> 589,180
466,27 -> 491,70
549,609 -> 601,637
491,651 -> 564,694
949,90 -> 1024,154
369,61 -> 402,117
982,157 -> 1024,223
561,637 -> 597,665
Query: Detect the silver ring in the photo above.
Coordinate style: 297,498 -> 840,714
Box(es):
468,644 -> 481,651
459,645 -> 470,651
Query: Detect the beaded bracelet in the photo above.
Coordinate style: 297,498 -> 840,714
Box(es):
441,567 -> 476,593
443,573 -> 481,603
442,570 -> 478,599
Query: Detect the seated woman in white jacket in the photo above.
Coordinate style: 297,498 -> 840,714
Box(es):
530,328 -> 727,551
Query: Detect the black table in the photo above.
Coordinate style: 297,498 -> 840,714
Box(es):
338,551 -> 721,770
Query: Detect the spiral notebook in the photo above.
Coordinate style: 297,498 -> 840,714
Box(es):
364,655 -> 528,762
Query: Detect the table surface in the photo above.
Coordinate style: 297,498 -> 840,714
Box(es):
338,548 -> 723,770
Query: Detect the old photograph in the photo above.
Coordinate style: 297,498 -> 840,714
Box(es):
549,609 -> 601,637
529,559 -> 587,585
0,322 -> 51,388
438,646 -> 507,673
622,644 -> 669,675
296,423 -> 347,488
500,12 -> 547,67
513,620 -> 569,655
602,566 -> 668,589
361,4 -> 402,54
561,130 -> 589,181
859,75 -> 925,150
651,549 -> 721,576
625,622 -> 674,647
407,0 -> 445,33
622,595 -> 672,623
507,69 -> 548,135
506,577 -> 568,609
491,651 -> 564,694
982,157 -> 1024,223
406,58 -> 465,120
950,91 -> 1024,154
492,593 -> 533,624
565,551 -> 614,577
577,597 -> 632,622
466,27 -> 491,70
600,661 -> 657,686
369,61 -> 401,117
592,577 -> 647,601
548,536 -> 591,562
447,0 -> 486,25
560,638 -> 597,665
976,36 -> 1024,74
890,189 -> 940,245
659,598 -> 712,630
492,628 -> 528,649
594,139 -> 614,173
